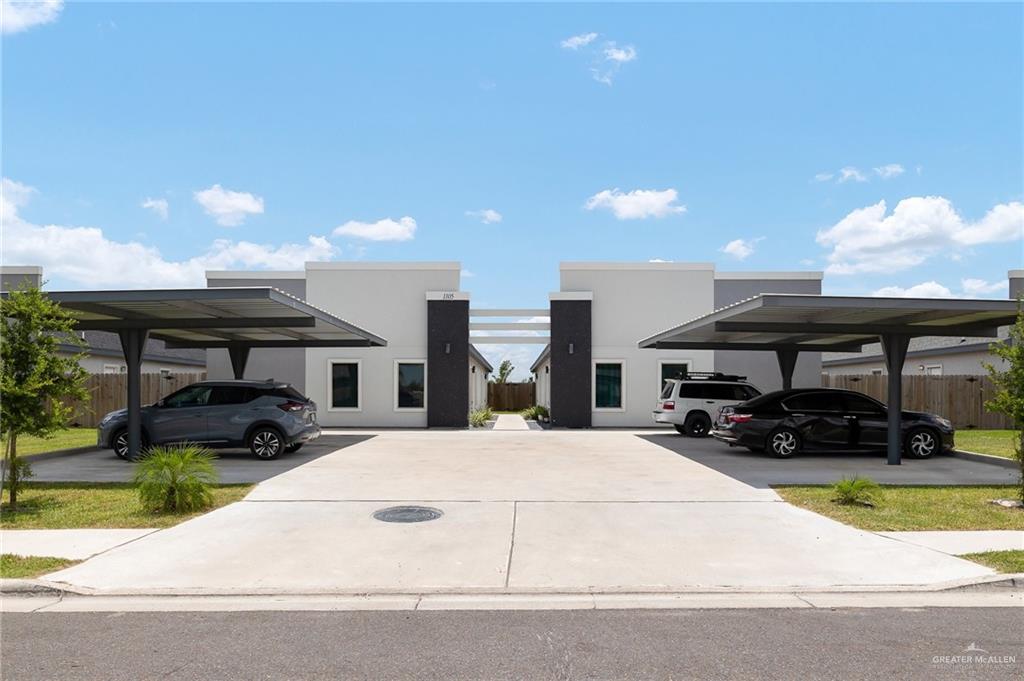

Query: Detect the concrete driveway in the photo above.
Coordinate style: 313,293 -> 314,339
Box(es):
44,430 -> 997,595
26,435 -> 373,484
639,432 -> 1018,486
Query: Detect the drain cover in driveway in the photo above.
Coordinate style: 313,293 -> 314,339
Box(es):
372,506 -> 443,523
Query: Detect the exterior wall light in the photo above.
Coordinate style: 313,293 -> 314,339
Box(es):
568,342 -> 575,355
445,342 -> 451,354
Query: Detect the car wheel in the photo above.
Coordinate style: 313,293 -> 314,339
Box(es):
673,425 -> 687,436
684,413 -> 712,438
905,427 -> 938,459
768,428 -> 801,458
285,443 -> 304,453
249,427 -> 283,460
112,428 -> 148,461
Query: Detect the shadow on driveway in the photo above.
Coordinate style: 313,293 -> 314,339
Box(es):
638,433 -> 1018,488
26,435 -> 375,484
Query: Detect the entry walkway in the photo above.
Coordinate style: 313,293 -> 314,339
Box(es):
43,431 -> 994,594
492,414 -> 530,431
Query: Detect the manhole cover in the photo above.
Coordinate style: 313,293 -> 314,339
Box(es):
372,505 -> 443,523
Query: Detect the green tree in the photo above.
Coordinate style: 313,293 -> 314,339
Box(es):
492,359 -> 514,384
984,304 -> 1024,503
1,284 -> 88,509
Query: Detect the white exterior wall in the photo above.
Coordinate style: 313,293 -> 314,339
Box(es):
533,357 -> 551,408
67,353 -> 204,375
303,263 -> 461,427
822,349 -> 1005,377
469,354 -> 489,411
559,263 -> 716,427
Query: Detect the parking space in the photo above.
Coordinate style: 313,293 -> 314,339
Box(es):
25,435 -> 374,484
638,432 -> 1018,487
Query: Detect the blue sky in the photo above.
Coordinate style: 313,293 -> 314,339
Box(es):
3,1 -> 1022,313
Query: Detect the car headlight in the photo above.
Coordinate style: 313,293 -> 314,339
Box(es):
933,416 -> 952,429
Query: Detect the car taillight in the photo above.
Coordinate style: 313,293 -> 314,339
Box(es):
728,413 -> 752,423
662,401 -> 675,410
277,400 -> 305,412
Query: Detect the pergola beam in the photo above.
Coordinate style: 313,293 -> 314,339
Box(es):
714,321 -> 1000,337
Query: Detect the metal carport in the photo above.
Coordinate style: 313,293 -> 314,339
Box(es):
42,287 -> 387,458
638,294 -> 1018,464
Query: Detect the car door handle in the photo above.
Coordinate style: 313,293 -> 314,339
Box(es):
843,415 -> 857,420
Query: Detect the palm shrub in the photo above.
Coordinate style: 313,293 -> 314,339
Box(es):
133,444 -> 218,513
983,303 -> 1024,503
831,476 -> 882,507
469,407 -> 493,428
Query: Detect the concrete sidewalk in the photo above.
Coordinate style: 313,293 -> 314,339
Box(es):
878,530 -> 1024,555
1,529 -> 158,560
492,414 -> 530,431
41,431 -> 998,595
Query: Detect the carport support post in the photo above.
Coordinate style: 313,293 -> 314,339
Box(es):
881,333 -> 910,466
118,328 -> 149,460
775,350 -> 798,391
228,345 -> 251,380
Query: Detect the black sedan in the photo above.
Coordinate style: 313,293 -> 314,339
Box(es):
711,388 -> 954,458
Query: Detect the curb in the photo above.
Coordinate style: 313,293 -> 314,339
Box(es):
0,579 -> 68,596
24,446 -> 100,462
952,449 -> 1019,469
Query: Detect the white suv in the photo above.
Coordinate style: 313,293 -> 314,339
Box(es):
652,373 -> 761,437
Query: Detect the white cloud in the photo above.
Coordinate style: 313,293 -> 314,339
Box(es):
816,196 -> 1024,275
837,166 -> 867,183
461,269 -> 475,278
720,237 -> 763,261
1,177 -> 336,288
1,0 -> 63,34
466,208 -> 502,224
873,281 -> 953,298
141,197 -> 168,220
333,216 -> 417,241
813,172 -> 834,183
648,258 -> 671,263
193,184 -> 264,227
873,163 -> 905,179
561,32 -> 598,50
961,278 -> 1008,297
585,188 -> 686,220
603,43 -> 637,63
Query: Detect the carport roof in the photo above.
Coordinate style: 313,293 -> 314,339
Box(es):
637,294 -> 1018,351
35,287 -> 388,349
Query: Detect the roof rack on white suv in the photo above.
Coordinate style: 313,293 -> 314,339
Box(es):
674,370 -> 748,382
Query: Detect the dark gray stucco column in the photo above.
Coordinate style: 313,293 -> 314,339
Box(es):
775,350 -> 799,391
881,333 -> 910,466
228,345 -> 251,380
549,294 -> 592,428
118,328 -> 149,460
427,294 -> 469,428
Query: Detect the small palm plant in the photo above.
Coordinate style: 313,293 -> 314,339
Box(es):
831,476 -> 882,507
133,444 -> 218,513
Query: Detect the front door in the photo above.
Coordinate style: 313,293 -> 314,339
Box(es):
843,392 -> 889,449
150,384 -> 212,444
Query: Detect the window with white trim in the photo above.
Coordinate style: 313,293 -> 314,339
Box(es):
395,361 -> 426,410
329,360 -> 361,410
593,362 -> 624,410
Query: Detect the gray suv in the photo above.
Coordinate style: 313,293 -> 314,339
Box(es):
98,380 -> 320,460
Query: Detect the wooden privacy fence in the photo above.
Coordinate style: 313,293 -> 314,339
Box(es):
488,382 -> 536,412
821,374 -> 1012,430
65,372 -> 207,428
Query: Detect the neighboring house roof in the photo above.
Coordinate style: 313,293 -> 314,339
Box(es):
822,327 -> 1010,366
530,344 -> 551,373
468,344 -> 493,373
59,331 -> 206,367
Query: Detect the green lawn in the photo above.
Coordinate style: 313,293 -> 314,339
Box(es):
0,554 -> 77,579
957,430 -> 1019,460
1,482 -> 253,529
960,550 -> 1024,574
1,428 -> 98,457
775,485 -> 1024,531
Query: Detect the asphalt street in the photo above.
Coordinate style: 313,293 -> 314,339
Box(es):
3,608 -> 1022,680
